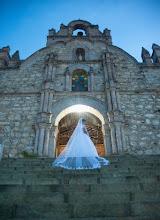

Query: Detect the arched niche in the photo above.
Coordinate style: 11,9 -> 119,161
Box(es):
76,48 -> 85,61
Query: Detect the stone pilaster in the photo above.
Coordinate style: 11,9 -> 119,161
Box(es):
43,90 -> 49,112
35,52 -> 56,157
109,123 -> 117,154
48,90 -> 54,112
65,67 -> 71,91
103,124 -> 112,155
39,91 -> 45,112
102,54 -> 109,82
115,122 -> 123,154
38,123 -> 46,156
116,91 -> 122,111
89,67 -> 94,91
107,111 -> 127,155
110,87 -> 118,110
34,125 -> 39,154
48,126 -> 59,158
105,52 -> 113,80
43,124 -> 52,156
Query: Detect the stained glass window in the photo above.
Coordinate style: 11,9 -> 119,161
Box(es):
72,72 -> 88,92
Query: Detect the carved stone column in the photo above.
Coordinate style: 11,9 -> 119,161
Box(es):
89,67 -> 94,91
116,91 -> 122,111
115,122 -> 123,154
105,53 -> 113,80
106,89 -> 112,111
52,66 -> 56,82
48,90 -> 54,112
48,63 -> 53,80
48,126 -> 59,158
38,123 -> 46,156
43,124 -> 52,156
65,67 -> 71,91
111,88 -> 118,110
102,54 -> 109,82
109,123 -> 117,154
44,64 -> 49,81
34,125 -> 39,154
88,73 -> 91,91
121,126 -> 127,151
43,90 -> 49,112
103,124 -> 112,155
39,91 -> 44,112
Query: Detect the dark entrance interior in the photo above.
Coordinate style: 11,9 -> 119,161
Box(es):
55,112 -> 105,157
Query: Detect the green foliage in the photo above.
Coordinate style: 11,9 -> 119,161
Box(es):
22,151 -> 38,158
124,149 -> 132,156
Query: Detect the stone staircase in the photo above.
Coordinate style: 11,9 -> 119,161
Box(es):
0,155 -> 160,220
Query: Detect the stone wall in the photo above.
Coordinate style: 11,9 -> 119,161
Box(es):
0,94 -> 40,157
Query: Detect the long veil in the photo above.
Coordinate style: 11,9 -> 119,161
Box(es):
52,118 -> 109,169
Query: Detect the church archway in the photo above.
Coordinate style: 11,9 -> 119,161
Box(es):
54,104 -> 106,158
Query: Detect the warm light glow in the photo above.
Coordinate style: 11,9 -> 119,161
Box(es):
71,104 -> 88,112
55,104 -> 104,126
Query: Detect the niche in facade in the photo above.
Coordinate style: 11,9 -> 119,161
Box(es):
76,48 -> 85,61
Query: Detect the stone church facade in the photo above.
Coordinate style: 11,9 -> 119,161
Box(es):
0,20 -> 160,158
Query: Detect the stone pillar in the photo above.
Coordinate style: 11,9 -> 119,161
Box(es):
43,91 -> 49,112
109,123 -> 117,154
39,91 -> 44,112
65,67 -> 71,91
90,72 -> 94,91
38,124 -> 45,156
111,88 -> 118,110
43,124 -> 52,156
48,126 -> 58,158
34,125 -> 39,154
88,67 -> 95,92
103,124 -> 112,155
105,53 -> 113,80
47,91 -> 54,112
121,126 -> 127,151
48,63 -> 53,80
115,122 -> 123,154
88,73 -> 91,91
45,65 -> 49,81
116,91 -> 122,111
106,89 -> 112,111
69,74 -> 72,91
102,54 -> 109,82
52,66 -> 56,82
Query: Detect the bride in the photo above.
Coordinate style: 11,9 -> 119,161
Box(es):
52,118 -> 109,170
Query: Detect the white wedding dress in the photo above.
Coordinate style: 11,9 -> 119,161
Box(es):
52,118 -> 109,169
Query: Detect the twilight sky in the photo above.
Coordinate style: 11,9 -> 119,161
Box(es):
0,0 -> 160,61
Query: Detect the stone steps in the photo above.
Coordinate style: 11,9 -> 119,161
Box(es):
0,156 -> 160,219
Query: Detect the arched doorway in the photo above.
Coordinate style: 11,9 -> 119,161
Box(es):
54,105 -> 106,158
